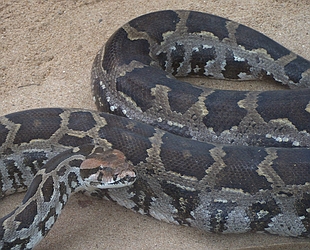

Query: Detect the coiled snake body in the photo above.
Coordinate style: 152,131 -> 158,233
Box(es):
1,10 -> 310,249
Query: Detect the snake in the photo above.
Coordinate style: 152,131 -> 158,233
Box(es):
1,9 -> 310,249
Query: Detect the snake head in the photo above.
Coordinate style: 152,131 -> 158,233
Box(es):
80,149 -> 136,190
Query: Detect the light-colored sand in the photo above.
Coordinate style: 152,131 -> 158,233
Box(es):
1,1 -> 310,249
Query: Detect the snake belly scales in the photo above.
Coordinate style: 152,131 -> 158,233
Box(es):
1,9 -> 310,249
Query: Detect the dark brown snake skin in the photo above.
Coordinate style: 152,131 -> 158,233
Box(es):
1,10 -> 310,249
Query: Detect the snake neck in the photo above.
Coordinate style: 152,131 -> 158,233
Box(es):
0,149 -> 88,250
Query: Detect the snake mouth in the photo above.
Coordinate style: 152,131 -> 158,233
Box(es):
83,168 -> 137,189
90,175 -> 137,189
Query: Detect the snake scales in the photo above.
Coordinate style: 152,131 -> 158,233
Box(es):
1,9 -> 310,249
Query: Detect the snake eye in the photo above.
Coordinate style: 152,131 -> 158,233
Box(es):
97,172 -> 104,181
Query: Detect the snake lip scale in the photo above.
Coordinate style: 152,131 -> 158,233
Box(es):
1,9 -> 310,249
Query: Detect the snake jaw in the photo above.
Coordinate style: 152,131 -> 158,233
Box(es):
88,164 -> 136,189
80,149 -> 137,190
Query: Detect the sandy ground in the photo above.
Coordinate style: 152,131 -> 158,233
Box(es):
1,0 -> 310,249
